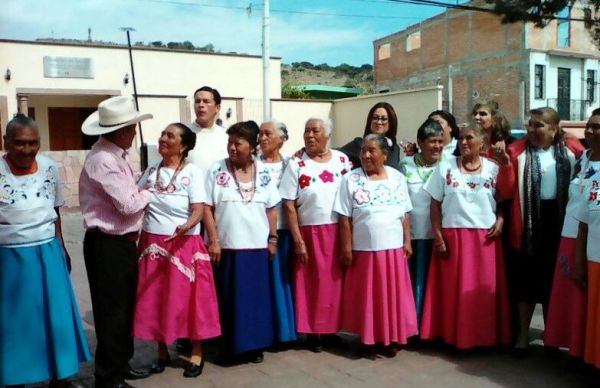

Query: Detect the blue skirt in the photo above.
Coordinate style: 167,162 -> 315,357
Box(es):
218,249 -> 274,354
0,238 -> 90,385
270,230 -> 297,342
409,239 -> 433,324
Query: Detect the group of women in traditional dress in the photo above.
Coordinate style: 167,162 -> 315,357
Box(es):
3,100 -> 600,387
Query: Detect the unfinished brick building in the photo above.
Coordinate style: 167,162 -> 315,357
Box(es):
374,1 -> 600,128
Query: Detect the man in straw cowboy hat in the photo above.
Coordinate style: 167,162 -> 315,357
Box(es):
79,96 -> 153,388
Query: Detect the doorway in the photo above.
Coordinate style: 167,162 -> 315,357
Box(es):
557,67 -> 571,120
48,107 -> 98,150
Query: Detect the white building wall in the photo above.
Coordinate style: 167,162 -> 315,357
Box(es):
529,51 -> 600,119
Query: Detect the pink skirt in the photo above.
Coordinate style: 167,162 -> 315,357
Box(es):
342,249 -> 418,345
420,228 -> 511,349
544,237 -> 586,357
294,224 -> 343,334
133,232 -> 221,344
584,261 -> 600,369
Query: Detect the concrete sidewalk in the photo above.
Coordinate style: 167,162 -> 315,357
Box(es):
53,212 -> 593,388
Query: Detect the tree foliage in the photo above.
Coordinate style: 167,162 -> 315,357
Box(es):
486,1 -> 600,46
281,84 -> 309,99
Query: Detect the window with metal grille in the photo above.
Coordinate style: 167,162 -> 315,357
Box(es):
587,69 -> 596,102
534,64 -> 545,99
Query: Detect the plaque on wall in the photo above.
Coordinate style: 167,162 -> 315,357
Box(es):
43,56 -> 94,79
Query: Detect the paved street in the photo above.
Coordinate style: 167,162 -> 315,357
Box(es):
55,211 -> 593,388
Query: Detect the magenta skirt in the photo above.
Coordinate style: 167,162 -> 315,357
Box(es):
294,223 -> 343,334
545,237 -> 587,357
133,231 -> 221,344
342,249 -> 417,345
420,228 -> 511,348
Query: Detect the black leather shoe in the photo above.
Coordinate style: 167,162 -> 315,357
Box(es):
306,334 -> 323,353
150,356 -> 171,374
250,351 -> 264,364
183,358 -> 205,378
123,367 -> 151,380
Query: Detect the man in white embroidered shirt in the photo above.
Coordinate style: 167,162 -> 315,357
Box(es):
187,86 -> 228,172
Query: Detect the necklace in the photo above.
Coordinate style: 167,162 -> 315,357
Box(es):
414,153 -> 437,182
460,156 -> 482,173
228,159 -> 256,204
457,157 -> 484,203
154,159 -> 184,193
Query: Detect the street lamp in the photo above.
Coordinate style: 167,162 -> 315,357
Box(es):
120,27 -> 148,169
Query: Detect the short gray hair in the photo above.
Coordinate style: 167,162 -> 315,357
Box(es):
305,116 -> 333,136
262,119 -> 289,142
362,133 -> 391,155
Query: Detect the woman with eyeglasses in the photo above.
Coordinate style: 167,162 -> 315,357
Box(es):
505,107 -> 585,356
545,109 -> 600,359
573,108 -> 600,370
338,102 -> 401,170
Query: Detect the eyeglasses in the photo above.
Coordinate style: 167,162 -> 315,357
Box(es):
372,115 -> 389,122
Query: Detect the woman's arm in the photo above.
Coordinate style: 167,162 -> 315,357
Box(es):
54,207 -> 72,273
267,206 -> 278,258
203,205 -> 221,263
284,199 -> 308,263
339,216 -> 353,266
430,198 -> 448,257
402,214 -> 413,258
487,205 -> 505,239
164,203 -> 204,242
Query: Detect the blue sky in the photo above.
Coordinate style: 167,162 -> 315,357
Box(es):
1,0 -> 450,66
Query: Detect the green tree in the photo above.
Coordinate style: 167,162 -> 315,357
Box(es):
486,1 -> 600,46
282,84 -> 309,99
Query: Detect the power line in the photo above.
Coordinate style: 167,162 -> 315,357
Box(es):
380,0 -> 589,22
134,0 -> 422,20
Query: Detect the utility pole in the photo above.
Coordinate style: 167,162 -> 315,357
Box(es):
262,0 -> 270,121
120,27 -> 147,169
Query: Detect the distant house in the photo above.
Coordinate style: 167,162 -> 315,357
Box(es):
373,0 -> 600,127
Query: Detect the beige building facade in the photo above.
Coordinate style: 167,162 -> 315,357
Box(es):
1,39 -> 441,206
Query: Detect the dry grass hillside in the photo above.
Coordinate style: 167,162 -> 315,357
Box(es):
281,62 -> 375,98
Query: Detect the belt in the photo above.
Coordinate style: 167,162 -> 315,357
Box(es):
88,228 -> 139,243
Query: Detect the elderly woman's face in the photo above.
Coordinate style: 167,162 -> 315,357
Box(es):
360,140 -> 387,172
370,107 -> 390,135
417,135 -> 444,163
527,115 -> 557,149
6,126 -> 40,169
259,122 -> 283,156
304,119 -> 328,155
458,128 -> 483,158
430,115 -> 452,144
158,125 -> 185,159
473,107 -> 493,131
228,134 -> 252,164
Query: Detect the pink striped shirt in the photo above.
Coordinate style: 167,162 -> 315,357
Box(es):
79,137 -> 151,235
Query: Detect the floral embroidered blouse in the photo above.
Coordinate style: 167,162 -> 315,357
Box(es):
0,155 -> 64,247
279,150 -> 352,226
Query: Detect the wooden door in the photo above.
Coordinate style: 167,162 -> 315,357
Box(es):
48,107 -> 97,150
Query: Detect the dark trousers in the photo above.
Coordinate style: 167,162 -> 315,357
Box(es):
83,230 -> 138,386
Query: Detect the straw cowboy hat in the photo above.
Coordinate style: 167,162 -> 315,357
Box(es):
82,96 -> 153,136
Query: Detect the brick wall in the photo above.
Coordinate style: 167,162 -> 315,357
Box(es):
374,7 -> 527,126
